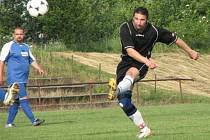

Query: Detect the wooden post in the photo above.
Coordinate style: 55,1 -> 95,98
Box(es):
50,51 -> 53,64
58,86 -> 62,106
89,82 -> 93,106
98,63 -> 101,81
179,80 -> 183,102
38,86 -> 41,105
71,55 -> 74,64
71,55 -> 74,80
36,78 -> 41,106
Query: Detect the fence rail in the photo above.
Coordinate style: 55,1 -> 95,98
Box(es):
0,77 -> 194,110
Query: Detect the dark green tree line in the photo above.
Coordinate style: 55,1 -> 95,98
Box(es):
0,0 -> 209,52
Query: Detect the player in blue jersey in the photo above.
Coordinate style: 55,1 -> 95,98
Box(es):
0,27 -> 45,127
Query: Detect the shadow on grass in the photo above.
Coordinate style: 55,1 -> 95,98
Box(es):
18,120 -> 76,127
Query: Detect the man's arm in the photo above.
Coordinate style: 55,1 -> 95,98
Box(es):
156,26 -> 199,60
31,61 -> 44,75
0,61 -> 5,85
126,48 -> 157,69
175,38 -> 199,60
0,42 -> 11,85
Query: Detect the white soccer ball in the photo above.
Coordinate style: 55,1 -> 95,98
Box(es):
27,0 -> 49,17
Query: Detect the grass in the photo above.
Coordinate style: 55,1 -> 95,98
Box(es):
133,84 -> 210,105
29,47 -> 113,82
0,103 -> 210,140
10,42 -> 209,139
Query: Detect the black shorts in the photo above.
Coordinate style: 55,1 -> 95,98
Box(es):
116,56 -> 148,84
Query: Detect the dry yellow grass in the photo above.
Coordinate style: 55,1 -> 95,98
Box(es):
55,51 -> 210,97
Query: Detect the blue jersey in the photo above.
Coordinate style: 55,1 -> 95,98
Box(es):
0,41 -> 36,85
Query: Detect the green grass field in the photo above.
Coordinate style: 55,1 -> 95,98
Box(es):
0,103 -> 210,140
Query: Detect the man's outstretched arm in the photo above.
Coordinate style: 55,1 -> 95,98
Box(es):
175,38 -> 199,60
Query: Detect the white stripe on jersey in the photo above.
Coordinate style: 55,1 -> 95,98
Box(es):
0,41 -> 13,61
28,49 -> 36,61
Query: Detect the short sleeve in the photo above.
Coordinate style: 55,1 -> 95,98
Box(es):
120,23 -> 135,50
0,42 -> 12,61
28,49 -> 36,64
156,27 -> 177,45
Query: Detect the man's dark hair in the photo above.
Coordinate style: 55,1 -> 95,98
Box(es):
133,7 -> 149,19
14,27 -> 25,33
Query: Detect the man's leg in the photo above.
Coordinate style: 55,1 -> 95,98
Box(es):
117,75 -> 134,93
19,83 -> 44,126
117,74 -> 151,139
4,83 -> 20,127
6,100 -> 19,127
20,99 -> 36,123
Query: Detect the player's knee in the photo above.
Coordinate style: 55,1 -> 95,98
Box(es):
117,91 -> 137,116
117,75 -> 133,94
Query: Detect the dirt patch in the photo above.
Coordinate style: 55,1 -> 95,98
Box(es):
54,51 -> 210,97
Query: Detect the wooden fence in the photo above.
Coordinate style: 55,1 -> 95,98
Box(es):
0,77 -> 193,110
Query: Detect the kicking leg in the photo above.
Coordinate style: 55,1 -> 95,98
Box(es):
3,83 -> 19,105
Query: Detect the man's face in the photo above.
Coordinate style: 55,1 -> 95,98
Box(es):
132,13 -> 147,30
13,29 -> 25,43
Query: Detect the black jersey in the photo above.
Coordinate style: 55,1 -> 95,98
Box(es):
120,20 -> 177,58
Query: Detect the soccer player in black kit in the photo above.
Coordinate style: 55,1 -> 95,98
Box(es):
112,7 -> 199,139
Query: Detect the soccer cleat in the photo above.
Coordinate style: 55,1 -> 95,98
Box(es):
5,123 -> 16,128
107,78 -> 116,100
33,119 -> 45,126
3,82 -> 19,106
136,126 -> 152,139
